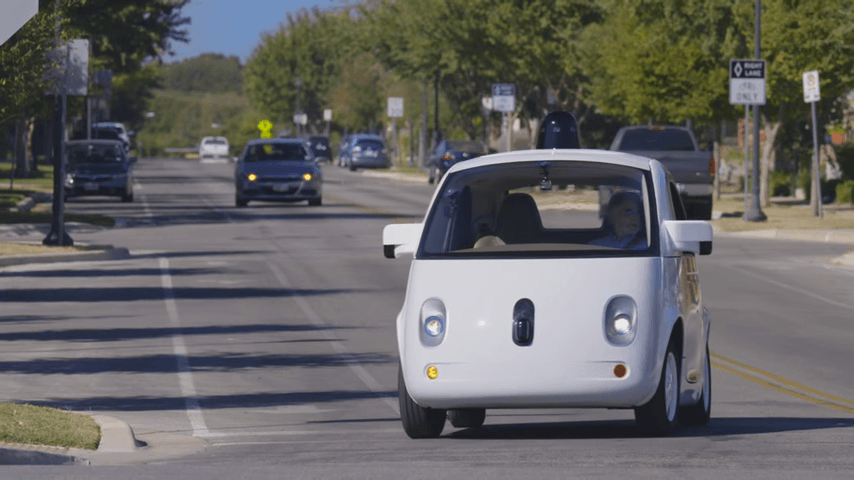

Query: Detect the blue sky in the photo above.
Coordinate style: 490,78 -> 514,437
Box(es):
167,0 -> 354,64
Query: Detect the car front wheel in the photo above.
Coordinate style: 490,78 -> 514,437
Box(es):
447,408 -> 485,429
398,366 -> 445,439
635,340 -> 680,436
235,194 -> 248,207
308,197 -> 322,206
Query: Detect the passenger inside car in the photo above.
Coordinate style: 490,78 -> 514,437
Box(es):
588,190 -> 647,250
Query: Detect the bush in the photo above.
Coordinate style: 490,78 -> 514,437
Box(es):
836,180 -> 854,204
796,169 -> 812,194
835,143 -> 854,180
769,171 -> 793,197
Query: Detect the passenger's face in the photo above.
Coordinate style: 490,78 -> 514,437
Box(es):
610,200 -> 641,238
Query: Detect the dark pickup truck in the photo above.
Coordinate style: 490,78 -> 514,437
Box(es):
610,126 -> 715,220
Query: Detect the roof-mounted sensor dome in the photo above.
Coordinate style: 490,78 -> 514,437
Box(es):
536,111 -> 581,149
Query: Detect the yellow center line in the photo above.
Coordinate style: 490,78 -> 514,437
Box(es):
711,352 -> 854,415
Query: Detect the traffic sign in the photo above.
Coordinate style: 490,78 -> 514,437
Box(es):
803,70 -> 820,103
387,97 -> 404,118
729,59 -> 766,105
323,108 -> 332,122
257,119 -> 272,132
293,113 -> 307,125
492,83 -> 515,112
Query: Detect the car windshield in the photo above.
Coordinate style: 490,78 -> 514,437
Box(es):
91,128 -> 121,141
419,161 -> 657,258
244,143 -> 311,162
445,141 -> 484,153
67,144 -> 124,164
354,140 -> 383,151
618,128 -> 695,151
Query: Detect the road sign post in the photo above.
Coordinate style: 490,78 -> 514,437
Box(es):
492,84 -> 515,152
388,97 -> 404,165
730,59 -> 767,222
803,70 -> 822,218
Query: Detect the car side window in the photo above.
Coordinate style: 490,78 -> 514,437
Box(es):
669,182 -> 688,220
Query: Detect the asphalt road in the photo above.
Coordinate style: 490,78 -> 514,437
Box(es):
0,156 -> 852,478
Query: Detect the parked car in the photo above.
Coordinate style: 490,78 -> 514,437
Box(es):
339,134 -> 389,171
91,122 -> 132,153
427,139 -> 486,184
306,135 -> 332,163
199,136 -> 230,163
383,148 -> 713,438
64,139 -> 136,202
234,138 -> 322,207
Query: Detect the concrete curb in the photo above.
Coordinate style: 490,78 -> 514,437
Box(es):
0,415 -> 138,465
714,227 -> 854,245
0,245 -> 130,267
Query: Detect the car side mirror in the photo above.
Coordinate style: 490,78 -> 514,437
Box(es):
662,220 -> 713,255
383,223 -> 423,258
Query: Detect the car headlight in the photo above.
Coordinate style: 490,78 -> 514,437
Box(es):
247,173 -> 257,182
604,295 -> 637,346
302,173 -> 312,181
420,298 -> 447,347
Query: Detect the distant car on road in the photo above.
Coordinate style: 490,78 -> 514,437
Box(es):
383,147 -> 713,439
427,139 -> 486,184
234,138 -> 322,207
306,135 -> 332,163
338,134 -> 389,171
65,139 -> 136,202
199,136 -> 230,163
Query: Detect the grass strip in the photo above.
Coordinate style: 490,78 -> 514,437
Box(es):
0,210 -> 115,228
0,403 -> 100,450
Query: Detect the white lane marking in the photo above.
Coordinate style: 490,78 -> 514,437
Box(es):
267,262 -> 400,415
726,264 -> 854,312
159,257 -> 221,437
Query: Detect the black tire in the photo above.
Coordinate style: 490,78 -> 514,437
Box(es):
349,161 -> 357,172
398,366 -> 445,438
235,195 -> 248,207
447,408 -> 486,429
121,189 -> 133,202
308,197 -> 322,206
428,166 -> 436,185
680,345 -> 711,426
635,340 -> 680,436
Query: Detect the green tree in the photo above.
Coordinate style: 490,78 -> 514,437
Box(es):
160,53 -> 242,93
244,7 -> 359,134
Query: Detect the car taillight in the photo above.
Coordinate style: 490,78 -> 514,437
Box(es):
442,153 -> 453,161
709,157 -> 716,175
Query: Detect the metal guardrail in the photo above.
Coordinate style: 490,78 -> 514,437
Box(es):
164,147 -> 199,153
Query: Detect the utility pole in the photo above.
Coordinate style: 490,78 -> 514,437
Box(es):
745,0 -> 767,221
44,0 -> 73,246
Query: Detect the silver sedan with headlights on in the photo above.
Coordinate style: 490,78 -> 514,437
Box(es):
234,138 -> 323,207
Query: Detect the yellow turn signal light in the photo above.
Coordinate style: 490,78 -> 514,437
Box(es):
302,173 -> 313,181
247,173 -> 257,182
426,365 -> 438,379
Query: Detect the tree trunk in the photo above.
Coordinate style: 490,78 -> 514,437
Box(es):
14,118 -> 33,178
759,118 -> 782,207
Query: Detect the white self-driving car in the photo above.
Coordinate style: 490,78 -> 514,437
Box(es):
383,148 -> 712,438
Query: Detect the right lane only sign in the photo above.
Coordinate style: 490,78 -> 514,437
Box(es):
729,59 -> 766,105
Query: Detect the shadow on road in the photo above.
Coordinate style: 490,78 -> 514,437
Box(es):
446,416 -> 854,439
2,286 -> 363,303
29,389 -> 397,412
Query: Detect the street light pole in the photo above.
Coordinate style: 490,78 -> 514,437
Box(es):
745,0 -> 767,221
295,76 -> 302,136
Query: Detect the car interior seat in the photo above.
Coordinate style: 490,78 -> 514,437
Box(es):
492,193 -> 543,244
